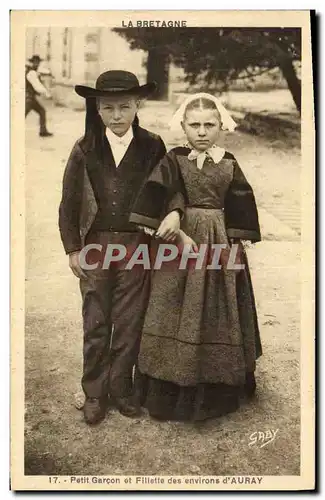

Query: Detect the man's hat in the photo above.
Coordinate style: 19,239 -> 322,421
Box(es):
75,70 -> 156,99
28,55 -> 43,64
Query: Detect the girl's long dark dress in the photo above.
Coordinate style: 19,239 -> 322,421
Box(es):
130,147 -> 262,421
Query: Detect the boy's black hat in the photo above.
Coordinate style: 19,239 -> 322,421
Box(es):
75,70 -> 156,98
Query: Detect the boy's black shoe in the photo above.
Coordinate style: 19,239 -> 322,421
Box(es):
114,397 -> 141,418
83,397 -> 107,425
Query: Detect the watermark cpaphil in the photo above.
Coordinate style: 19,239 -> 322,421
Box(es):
78,242 -> 245,271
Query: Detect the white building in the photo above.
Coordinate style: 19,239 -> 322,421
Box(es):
26,28 -> 148,108
26,27 -> 185,108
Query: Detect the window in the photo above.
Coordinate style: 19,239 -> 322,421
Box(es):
62,28 -> 72,79
84,29 -> 100,84
46,28 -> 51,62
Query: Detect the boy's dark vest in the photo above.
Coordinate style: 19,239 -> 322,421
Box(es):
86,136 -> 149,233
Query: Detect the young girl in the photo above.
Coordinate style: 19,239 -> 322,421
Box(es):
130,93 -> 262,421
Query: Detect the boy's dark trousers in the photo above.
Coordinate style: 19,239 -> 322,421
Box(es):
79,230 -> 151,401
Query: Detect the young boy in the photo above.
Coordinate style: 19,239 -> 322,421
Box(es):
59,71 -> 182,425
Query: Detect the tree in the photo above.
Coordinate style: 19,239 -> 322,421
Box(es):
113,28 -> 301,112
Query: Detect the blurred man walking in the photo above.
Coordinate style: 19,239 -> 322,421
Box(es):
25,55 -> 53,137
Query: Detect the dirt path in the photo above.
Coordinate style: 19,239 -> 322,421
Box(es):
24,104 -> 300,476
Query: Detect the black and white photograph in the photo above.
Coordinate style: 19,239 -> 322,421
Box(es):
10,10 -> 315,491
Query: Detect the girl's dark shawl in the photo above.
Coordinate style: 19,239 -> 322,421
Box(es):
130,148 -> 261,243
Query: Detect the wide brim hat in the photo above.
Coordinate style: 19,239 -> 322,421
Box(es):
28,55 -> 43,64
75,70 -> 157,98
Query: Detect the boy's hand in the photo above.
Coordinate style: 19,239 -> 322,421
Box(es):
156,210 -> 180,242
69,251 -> 88,280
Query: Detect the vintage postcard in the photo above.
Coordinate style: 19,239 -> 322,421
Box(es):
11,10 -> 315,491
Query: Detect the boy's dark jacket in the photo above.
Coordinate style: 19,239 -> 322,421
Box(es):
130,146 -> 261,243
58,109 -> 174,254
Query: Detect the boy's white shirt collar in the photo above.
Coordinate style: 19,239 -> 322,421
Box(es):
187,144 -> 225,170
106,126 -> 133,146
105,126 -> 134,167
